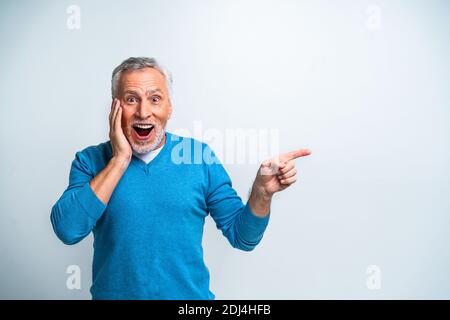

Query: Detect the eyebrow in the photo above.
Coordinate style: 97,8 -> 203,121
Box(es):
146,88 -> 162,95
123,88 -> 163,96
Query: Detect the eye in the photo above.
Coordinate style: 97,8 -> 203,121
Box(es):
126,96 -> 139,104
151,95 -> 161,103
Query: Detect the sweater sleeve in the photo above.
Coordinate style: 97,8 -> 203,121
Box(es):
205,146 -> 270,251
50,150 -> 107,245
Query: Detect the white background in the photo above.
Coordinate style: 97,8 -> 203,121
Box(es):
0,0 -> 449,299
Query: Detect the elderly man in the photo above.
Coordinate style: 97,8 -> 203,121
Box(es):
51,57 -> 311,300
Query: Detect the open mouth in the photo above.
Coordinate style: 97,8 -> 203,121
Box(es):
132,124 -> 154,139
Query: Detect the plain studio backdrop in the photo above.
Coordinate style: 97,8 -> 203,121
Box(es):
0,0 -> 449,299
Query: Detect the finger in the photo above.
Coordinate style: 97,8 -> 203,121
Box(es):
109,99 -> 116,127
281,148 -> 312,161
261,160 -> 271,167
260,160 -> 275,175
278,168 -> 297,180
279,175 -> 297,185
110,100 -> 120,130
114,105 -> 123,132
109,99 -> 118,125
278,160 -> 294,175
260,158 -> 285,176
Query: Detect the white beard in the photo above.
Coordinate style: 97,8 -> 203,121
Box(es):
130,125 -> 165,154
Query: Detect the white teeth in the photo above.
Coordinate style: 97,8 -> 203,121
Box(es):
134,124 -> 154,129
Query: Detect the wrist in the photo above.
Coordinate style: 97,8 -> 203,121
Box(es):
249,187 -> 272,217
111,155 -> 130,170
252,185 -> 273,201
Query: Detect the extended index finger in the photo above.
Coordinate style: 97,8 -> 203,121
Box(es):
281,148 -> 312,161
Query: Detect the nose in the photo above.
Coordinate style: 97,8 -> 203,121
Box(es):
136,99 -> 153,119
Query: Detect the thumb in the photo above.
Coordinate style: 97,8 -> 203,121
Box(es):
261,160 -> 271,167
260,159 -> 282,176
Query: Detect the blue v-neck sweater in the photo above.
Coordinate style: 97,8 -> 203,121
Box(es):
50,132 -> 270,300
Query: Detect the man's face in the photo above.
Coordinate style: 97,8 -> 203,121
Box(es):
118,67 -> 172,154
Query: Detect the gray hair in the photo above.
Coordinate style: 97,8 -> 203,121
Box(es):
111,57 -> 173,100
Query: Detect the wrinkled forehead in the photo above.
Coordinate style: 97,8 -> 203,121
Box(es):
120,68 -> 168,95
